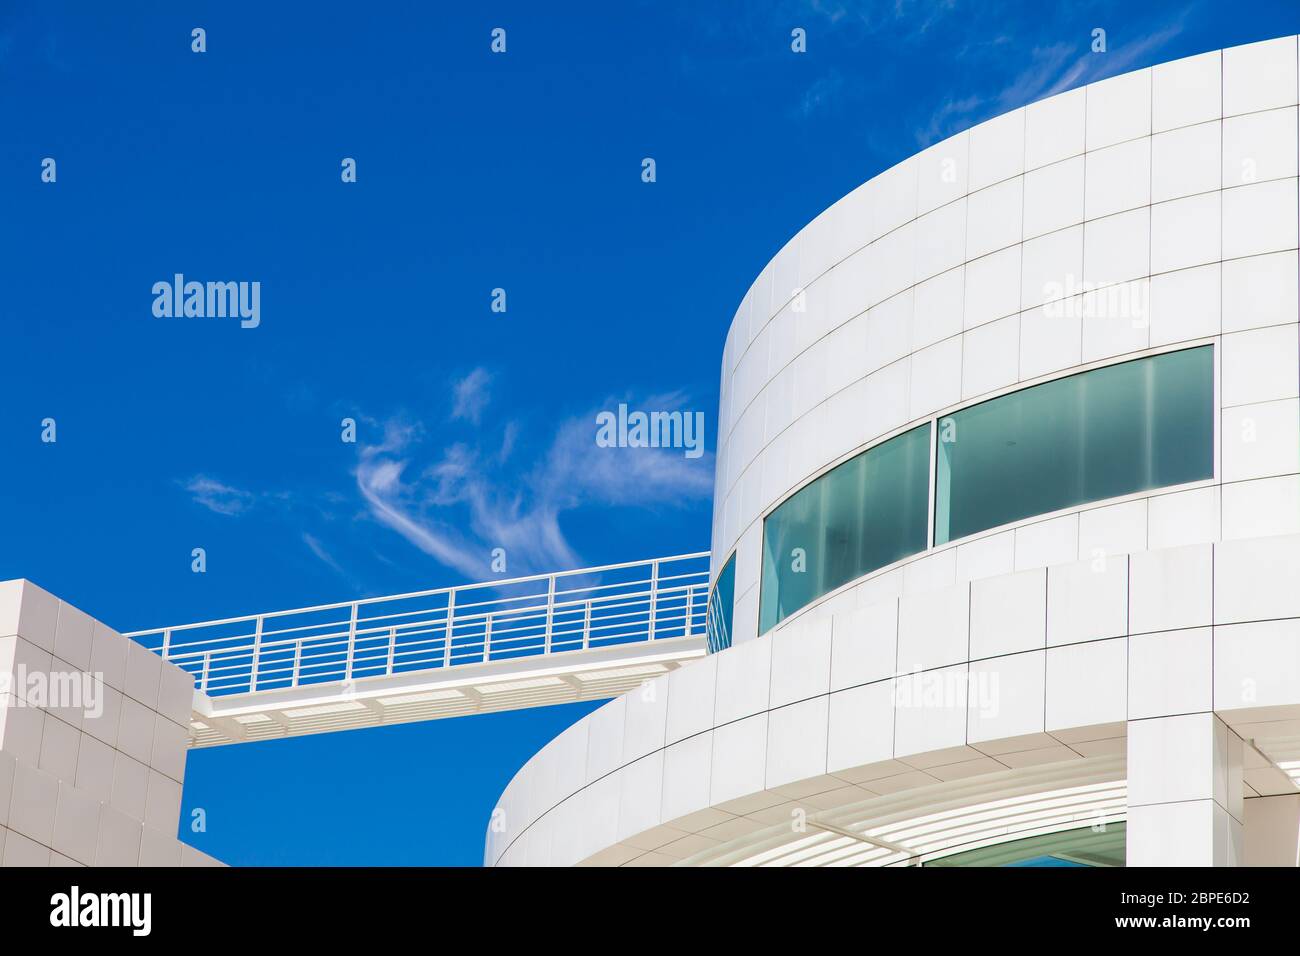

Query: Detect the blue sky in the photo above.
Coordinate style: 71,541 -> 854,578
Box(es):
1,1 -> 1296,865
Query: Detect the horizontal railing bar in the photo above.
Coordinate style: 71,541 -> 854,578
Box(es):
127,552 -> 708,635
155,572 -> 704,637
167,606 -> 702,661
158,583 -> 707,656
140,554 -> 709,698
546,574 -> 706,603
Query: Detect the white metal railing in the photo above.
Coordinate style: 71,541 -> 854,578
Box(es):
126,553 -> 710,698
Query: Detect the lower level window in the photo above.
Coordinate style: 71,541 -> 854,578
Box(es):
925,823 -> 1126,867
935,346 -> 1213,545
706,554 -> 736,654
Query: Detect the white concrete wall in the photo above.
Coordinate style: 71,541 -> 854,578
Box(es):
486,534 -> 1300,866
710,35 -> 1300,648
491,37 -> 1300,867
1244,794 -> 1300,865
0,579 -> 222,866
1127,713 -> 1245,866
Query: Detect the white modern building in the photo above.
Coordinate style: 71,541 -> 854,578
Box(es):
0,556 -> 714,866
0,580 -> 222,866
1,36 -> 1297,870
485,36 -> 1300,867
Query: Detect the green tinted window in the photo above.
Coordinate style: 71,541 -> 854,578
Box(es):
706,554 -> 736,654
935,346 -> 1213,545
760,424 -> 930,633
925,823 -> 1126,867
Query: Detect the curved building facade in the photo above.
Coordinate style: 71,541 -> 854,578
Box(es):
487,36 -> 1300,867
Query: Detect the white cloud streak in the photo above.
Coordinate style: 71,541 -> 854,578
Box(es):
354,390 -> 714,579
918,14 -> 1192,145
183,476 -> 255,516
302,532 -> 346,577
451,367 -> 492,425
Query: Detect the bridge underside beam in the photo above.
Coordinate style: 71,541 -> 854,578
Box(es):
185,637 -> 706,748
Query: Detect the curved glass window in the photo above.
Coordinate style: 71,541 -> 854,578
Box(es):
760,424 -> 930,633
935,346 -> 1213,545
705,554 -> 736,654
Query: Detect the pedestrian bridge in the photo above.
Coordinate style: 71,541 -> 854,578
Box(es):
126,553 -> 710,748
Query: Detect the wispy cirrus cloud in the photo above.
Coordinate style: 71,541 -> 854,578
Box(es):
354,386 -> 713,579
739,1 -> 1195,151
450,367 -> 492,425
917,13 -> 1193,145
354,422 -> 491,579
178,369 -> 706,587
183,476 -> 256,516
669,0 -> 965,121
301,532 -> 345,577
183,469 -> 358,578
804,0 -> 958,36
915,93 -> 982,146
798,69 -> 846,118
789,0 -> 962,119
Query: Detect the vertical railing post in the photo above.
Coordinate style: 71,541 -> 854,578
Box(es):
345,603 -> 358,683
647,559 -> 659,642
250,616 -> 263,693
443,588 -> 456,668
137,554 -> 713,700
543,573 -> 556,654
